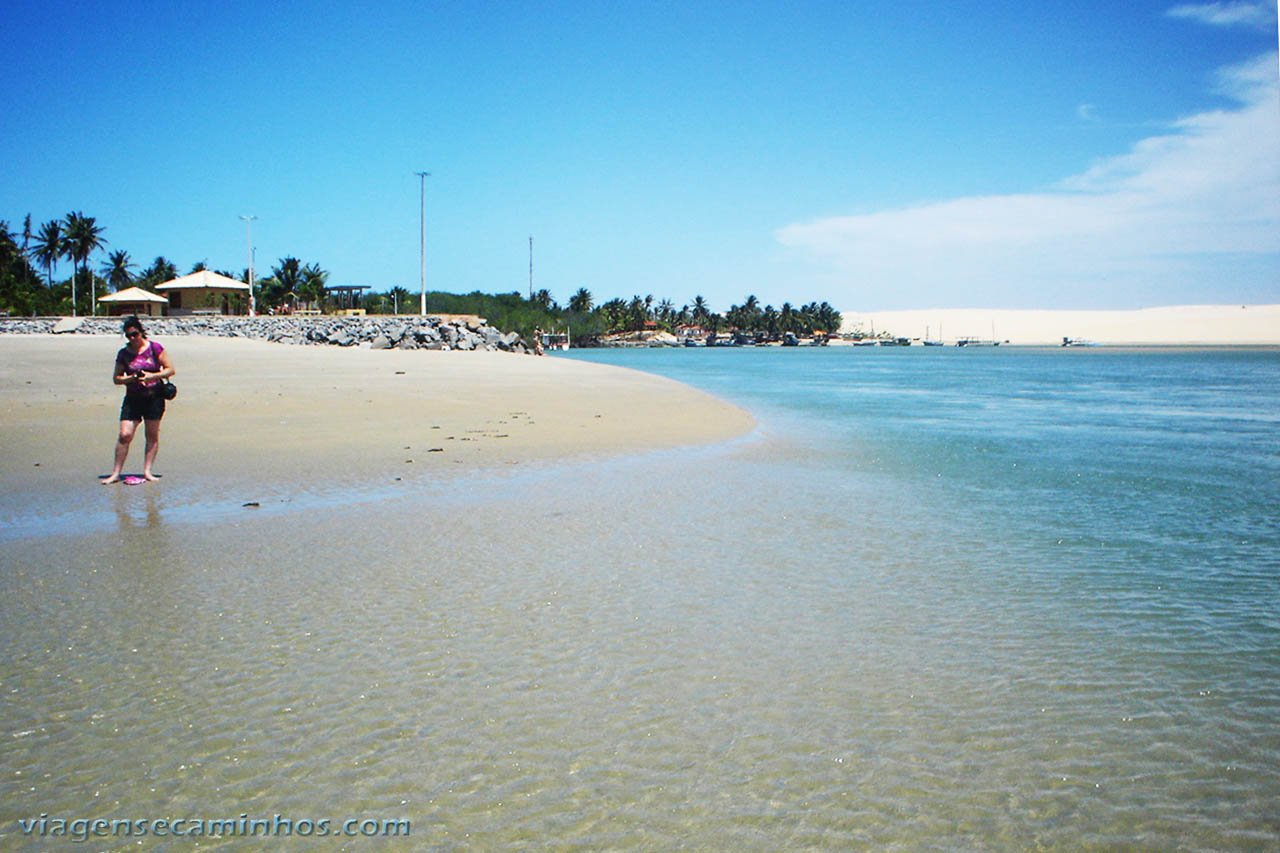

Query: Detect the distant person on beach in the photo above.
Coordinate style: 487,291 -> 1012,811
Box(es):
101,315 -> 175,485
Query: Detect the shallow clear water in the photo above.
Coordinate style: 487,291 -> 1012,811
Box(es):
2,346 -> 1277,849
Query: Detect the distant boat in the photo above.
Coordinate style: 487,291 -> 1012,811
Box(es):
1061,337 -> 1097,347
957,322 -> 1002,347
923,324 -> 945,346
782,331 -> 800,346
879,337 -> 911,346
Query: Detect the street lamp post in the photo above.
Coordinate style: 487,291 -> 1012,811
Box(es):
239,215 -> 258,316
416,171 -> 430,316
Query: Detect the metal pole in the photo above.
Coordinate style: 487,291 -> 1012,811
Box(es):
416,171 -> 430,316
240,215 -> 257,316
529,235 -> 533,300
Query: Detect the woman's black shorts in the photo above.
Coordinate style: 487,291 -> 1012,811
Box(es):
120,392 -> 166,422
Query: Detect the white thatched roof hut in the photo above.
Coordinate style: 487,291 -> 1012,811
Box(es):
97,286 -> 169,317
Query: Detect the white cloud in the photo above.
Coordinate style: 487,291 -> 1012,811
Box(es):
776,54 -> 1280,308
1167,2 -> 1277,30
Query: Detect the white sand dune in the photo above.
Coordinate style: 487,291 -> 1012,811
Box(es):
841,304 -> 1280,345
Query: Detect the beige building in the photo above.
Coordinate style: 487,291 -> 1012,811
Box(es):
156,270 -> 252,315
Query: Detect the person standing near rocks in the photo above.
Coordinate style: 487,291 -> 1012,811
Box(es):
101,315 -> 175,484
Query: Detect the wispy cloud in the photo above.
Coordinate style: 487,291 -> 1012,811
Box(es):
1167,1 -> 1277,30
776,54 -> 1280,308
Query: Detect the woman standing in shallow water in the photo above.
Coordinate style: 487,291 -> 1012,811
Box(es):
101,316 -> 175,484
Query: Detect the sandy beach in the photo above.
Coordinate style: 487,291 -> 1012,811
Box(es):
0,335 -> 754,505
841,304 -> 1280,345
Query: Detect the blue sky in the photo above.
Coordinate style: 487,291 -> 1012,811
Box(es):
3,0 -> 1277,311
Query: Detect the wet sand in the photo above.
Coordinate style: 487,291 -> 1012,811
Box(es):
0,335 -> 754,510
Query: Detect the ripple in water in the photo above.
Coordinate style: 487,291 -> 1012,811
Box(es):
2,347 -> 1278,848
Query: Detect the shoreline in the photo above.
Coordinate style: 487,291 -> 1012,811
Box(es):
0,335 -> 755,533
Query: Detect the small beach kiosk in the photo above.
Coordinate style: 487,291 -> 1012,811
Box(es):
327,284 -> 370,316
155,270 -> 252,315
97,286 -> 169,317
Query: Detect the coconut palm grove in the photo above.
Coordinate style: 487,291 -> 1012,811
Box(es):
0,213 -> 843,344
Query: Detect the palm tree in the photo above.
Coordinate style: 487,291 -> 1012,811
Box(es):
627,295 -> 649,331
0,221 -> 26,314
568,287 -> 593,313
763,305 -> 780,341
599,297 -> 627,332
138,256 -> 177,289
31,220 -> 63,288
691,295 -> 710,326
272,257 -> 303,293
298,262 -> 328,311
389,286 -> 411,314
656,298 -> 675,327
100,250 -> 136,291
63,211 -> 107,316
531,288 -> 555,311
779,302 -> 801,335
740,294 -> 762,331
816,302 -> 843,337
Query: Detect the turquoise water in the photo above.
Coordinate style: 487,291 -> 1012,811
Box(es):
2,345 -> 1277,849
563,345 -> 1280,845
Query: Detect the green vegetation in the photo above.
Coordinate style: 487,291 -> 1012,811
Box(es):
354,287 -> 843,345
0,212 -> 334,318
372,289 -> 588,341
2,212 -> 135,316
1,212 -> 843,344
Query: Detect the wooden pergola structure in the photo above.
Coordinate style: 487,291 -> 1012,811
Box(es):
326,285 -> 370,315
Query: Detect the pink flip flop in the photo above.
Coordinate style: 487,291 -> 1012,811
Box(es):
122,475 -> 146,485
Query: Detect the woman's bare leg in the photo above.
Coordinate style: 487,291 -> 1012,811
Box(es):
102,420 -> 139,484
142,418 -> 162,481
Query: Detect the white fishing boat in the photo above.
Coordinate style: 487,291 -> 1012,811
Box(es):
542,328 -> 570,351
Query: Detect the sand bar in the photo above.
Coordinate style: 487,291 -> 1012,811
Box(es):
0,335 -> 754,508
842,304 -> 1280,345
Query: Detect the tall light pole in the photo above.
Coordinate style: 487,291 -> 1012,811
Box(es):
416,171 -> 430,316
239,215 -> 257,316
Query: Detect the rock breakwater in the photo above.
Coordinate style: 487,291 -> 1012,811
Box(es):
0,316 -> 533,353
